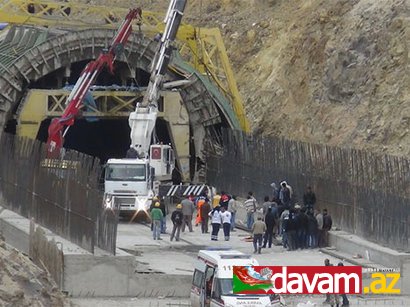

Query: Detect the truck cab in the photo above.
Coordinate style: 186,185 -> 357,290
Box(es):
104,158 -> 154,215
191,249 -> 283,307
149,143 -> 175,181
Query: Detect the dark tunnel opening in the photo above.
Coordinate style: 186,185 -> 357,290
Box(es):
37,117 -> 174,163
37,118 -> 132,162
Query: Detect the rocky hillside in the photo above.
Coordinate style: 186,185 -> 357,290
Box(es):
0,236 -> 68,306
87,0 -> 410,157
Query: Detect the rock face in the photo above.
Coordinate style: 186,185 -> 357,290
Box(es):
78,0 -> 410,156
0,235 -> 68,306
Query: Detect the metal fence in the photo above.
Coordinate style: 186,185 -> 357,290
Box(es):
206,129 -> 410,251
0,132 -> 118,254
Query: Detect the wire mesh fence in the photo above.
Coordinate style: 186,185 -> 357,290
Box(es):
0,132 -> 118,254
206,129 -> 410,251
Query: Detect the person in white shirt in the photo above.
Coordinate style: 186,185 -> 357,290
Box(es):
220,206 -> 232,241
208,206 -> 221,241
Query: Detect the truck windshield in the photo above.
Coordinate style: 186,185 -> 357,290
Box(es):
105,164 -> 146,181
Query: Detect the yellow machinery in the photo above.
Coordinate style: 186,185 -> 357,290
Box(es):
19,89 -> 191,180
0,0 -> 250,132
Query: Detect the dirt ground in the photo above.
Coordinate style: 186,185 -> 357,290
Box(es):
82,0 -> 410,157
0,235 -> 69,306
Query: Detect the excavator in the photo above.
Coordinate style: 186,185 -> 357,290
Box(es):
46,0 -> 187,218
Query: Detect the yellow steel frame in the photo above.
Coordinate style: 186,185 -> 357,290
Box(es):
0,0 -> 250,131
45,90 -> 143,118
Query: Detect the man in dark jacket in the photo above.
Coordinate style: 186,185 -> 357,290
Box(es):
159,198 -> 167,234
306,208 -> 318,248
200,198 -> 211,233
322,209 -> 333,247
286,209 -> 297,251
262,196 -> 274,216
279,182 -> 291,207
303,186 -> 317,209
170,204 -> 184,241
295,206 -> 308,249
338,262 -> 350,306
262,206 -> 276,248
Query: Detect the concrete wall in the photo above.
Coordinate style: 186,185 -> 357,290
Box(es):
0,206 -> 30,254
29,221 -> 64,288
329,231 -> 410,295
0,205 -> 192,298
63,250 -> 191,297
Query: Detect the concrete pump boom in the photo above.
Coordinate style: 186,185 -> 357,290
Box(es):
128,0 -> 186,158
46,8 -> 142,157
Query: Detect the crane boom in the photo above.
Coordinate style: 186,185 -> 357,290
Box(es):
105,1 -> 186,218
46,8 -> 142,157
128,0 -> 186,157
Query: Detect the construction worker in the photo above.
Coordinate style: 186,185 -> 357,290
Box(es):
149,196 -> 160,231
150,202 -> 163,240
170,204 -> 183,241
195,197 -> 205,226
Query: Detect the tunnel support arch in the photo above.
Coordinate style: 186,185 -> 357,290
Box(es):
0,27 -> 241,176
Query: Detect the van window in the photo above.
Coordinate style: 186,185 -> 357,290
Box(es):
212,278 -> 233,299
193,269 -> 204,288
212,277 -> 222,299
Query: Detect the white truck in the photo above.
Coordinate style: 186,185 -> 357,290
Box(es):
104,0 -> 185,217
191,249 -> 284,307
104,143 -> 174,216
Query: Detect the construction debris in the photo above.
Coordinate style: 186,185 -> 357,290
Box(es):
0,233 -> 69,307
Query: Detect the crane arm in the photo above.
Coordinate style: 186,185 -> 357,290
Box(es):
128,0 -> 186,156
46,8 -> 142,157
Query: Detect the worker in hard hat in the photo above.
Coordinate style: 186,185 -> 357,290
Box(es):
149,196 -> 160,231
170,204 -> 184,241
151,202 -> 163,240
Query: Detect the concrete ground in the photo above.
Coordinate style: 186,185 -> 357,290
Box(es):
72,213 -> 410,306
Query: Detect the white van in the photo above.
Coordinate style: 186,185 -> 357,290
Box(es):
191,249 -> 284,307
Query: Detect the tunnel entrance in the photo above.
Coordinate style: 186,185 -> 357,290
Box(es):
37,118 -> 131,162
31,58 -> 160,163
37,116 -> 175,163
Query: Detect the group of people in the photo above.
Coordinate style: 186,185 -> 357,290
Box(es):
246,184 -> 333,252
149,189 -> 241,242
168,191 -> 240,242
149,183 -> 333,255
